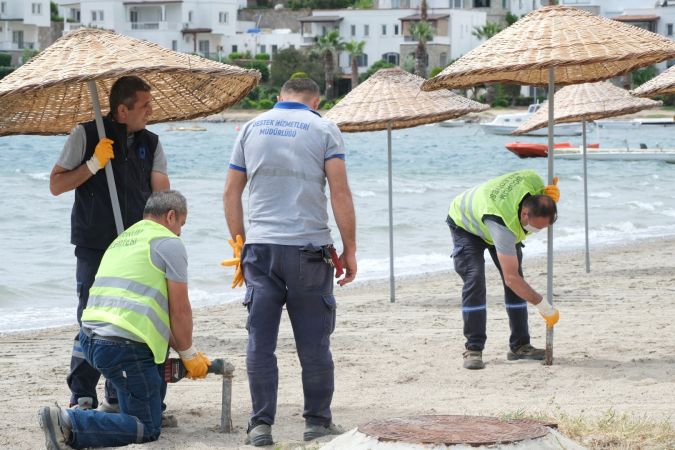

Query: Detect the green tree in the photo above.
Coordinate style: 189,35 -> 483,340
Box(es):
312,30 -> 345,99
270,47 -> 324,90
505,12 -> 519,26
50,1 -> 63,22
244,60 -> 270,83
471,21 -> 503,40
344,40 -> 365,90
410,21 -> 434,78
359,59 -> 395,83
632,66 -> 657,88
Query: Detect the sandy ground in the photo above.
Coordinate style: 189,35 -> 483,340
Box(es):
1,238 -> 674,449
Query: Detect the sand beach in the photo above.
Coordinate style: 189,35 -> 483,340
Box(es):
1,237 -> 673,449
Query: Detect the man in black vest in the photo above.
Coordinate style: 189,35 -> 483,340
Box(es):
49,76 -> 170,412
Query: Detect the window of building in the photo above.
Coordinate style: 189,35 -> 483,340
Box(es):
271,44 -> 278,54
188,11 -> 193,22
219,12 -> 228,23
99,10 -> 104,21
0,2 -> 5,14
172,40 -> 177,50
198,40 -> 210,55
130,10 -> 138,22
364,24 -> 369,36
473,0 -> 490,7
12,30 -> 24,49
350,24 -> 356,36
355,53 -> 368,67
91,10 -> 103,21
382,52 -> 399,65
290,44 -> 295,49
32,3 -> 42,14
501,0 -> 509,8
668,24 -> 674,36
440,52 -> 447,66
451,0 -> 464,7
260,44 -> 266,54
394,24 -> 399,35
391,0 -> 400,7
382,24 -> 387,35
322,25 -> 327,35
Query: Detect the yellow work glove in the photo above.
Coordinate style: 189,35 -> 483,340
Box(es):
221,234 -> 245,288
543,176 -> 560,203
536,300 -> 560,328
85,138 -> 115,174
178,347 -> 211,380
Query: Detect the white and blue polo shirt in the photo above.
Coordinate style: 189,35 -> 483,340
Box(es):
229,101 -> 346,246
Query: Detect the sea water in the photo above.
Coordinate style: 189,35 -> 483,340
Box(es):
1,121 -> 673,332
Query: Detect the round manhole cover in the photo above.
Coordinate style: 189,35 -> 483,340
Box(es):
358,415 -> 552,446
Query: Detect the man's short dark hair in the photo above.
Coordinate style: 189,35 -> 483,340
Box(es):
281,78 -> 320,97
522,194 -> 557,225
109,76 -> 151,118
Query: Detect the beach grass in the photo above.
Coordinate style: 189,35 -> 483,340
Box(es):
499,408 -> 674,449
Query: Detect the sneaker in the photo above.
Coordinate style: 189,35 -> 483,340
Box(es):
38,406 -> 72,450
70,397 -> 93,410
463,350 -> 485,370
161,413 -> 178,428
507,343 -> 545,361
303,422 -> 345,441
245,422 -> 273,447
96,399 -> 120,413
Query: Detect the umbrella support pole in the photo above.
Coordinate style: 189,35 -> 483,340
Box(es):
582,120 -> 590,273
544,67 -> 555,366
88,80 -> 124,236
387,123 -> 395,303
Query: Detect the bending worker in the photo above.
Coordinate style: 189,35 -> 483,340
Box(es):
38,190 -> 210,450
49,75 -> 170,411
224,78 -> 357,446
447,169 -> 560,370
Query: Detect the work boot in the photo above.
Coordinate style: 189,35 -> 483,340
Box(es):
38,406 -> 72,450
303,422 -> 345,441
96,399 -> 120,413
462,350 -> 485,370
245,422 -> 273,447
507,343 -> 545,361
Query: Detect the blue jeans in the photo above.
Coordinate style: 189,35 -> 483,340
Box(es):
448,218 -> 530,352
67,246 -> 117,407
66,330 -> 164,449
242,244 -> 336,427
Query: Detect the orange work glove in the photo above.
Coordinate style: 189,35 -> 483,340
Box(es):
221,234 -> 245,288
85,138 -> 115,174
178,347 -> 211,380
543,176 -> 560,203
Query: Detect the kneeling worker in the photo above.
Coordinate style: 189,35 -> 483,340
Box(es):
38,190 -> 211,449
447,170 -> 560,370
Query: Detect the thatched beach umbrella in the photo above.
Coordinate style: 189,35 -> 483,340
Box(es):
421,4 -> 675,364
325,67 -> 488,302
631,65 -> 675,97
513,81 -> 661,273
0,27 -> 259,234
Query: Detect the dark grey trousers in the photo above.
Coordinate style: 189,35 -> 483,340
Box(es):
447,218 -> 530,352
242,243 -> 337,427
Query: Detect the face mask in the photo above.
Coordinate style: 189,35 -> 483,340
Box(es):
524,223 -> 542,233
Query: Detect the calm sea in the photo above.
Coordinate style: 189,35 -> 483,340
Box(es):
1,120 -> 674,332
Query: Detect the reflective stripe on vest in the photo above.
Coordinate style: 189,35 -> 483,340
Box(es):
82,220 -> 177,363
449,170 -> 545,245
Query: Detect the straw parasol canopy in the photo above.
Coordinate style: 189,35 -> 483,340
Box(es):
513,81 -> 662,135
421,5 -> 675,92
325,67 -> 488,132
631,65 -> 675,97
0,28 -> 260,136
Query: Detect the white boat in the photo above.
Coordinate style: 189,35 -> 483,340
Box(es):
633,117 -> 675,126
594,119 -> 642,129
438,119 -> 466,127
480,103 -> 585,136
554,147 -> 675,162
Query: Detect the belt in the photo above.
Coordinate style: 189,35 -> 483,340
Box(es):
81,327 -> 133,343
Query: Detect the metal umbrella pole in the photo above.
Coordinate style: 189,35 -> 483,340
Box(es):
582,120 -> 590,273
544,67 -> 555,366
387,121 -> 395,303
88,80 -> 124,235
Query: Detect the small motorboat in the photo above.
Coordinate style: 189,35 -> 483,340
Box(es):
505,142 -> 599,158
166,125 -> 207,132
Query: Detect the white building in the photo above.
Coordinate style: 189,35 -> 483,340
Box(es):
0,0 -> 50,56
57,0 -> 238,58
300,8 -> 485,74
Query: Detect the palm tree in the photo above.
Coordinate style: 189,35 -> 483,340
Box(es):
313,30 -> 345,99
410,21 -> 434,78
471,21 -> 503,40
344,40 -> 366,90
